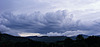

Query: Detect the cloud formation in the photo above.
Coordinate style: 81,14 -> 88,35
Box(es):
1,0 -> 100,36
0,10 -> 80,35
0,10 -> 100,36
0,0 -> 99,13
45,30 -> 89,37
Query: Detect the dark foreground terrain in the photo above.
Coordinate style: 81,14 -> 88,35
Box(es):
0,32 -> 100,47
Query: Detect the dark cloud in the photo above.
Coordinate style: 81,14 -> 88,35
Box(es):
0,10 -> 76,33
0,10 -> 100,36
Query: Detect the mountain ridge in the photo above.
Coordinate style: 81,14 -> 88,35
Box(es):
26,34 -> 89,42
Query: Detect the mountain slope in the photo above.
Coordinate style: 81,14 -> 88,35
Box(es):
70,34 -> 88,40
27,36 -> 67,42
27,34 -> 89,42
0,34 -> 32,43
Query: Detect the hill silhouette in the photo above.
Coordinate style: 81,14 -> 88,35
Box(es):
1,32 -> 100,47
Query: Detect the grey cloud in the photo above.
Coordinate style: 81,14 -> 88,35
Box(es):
0,10 -> 100,36
0,25 -> 10,32
1,0 -> 99,13
45,30 -> 89,37
0,10 -> 79,33
0,0 -> 13,12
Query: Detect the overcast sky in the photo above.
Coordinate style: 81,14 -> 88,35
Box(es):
0,0 -> 100,36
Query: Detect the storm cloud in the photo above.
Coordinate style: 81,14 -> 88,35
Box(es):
0,10 -> 100,36
0,10 -> 77,33
1,0 -> 100,36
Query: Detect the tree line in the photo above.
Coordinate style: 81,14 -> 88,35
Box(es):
0,32 -> 100,47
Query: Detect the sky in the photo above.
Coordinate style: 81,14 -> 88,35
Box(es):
0,0 -> 100,37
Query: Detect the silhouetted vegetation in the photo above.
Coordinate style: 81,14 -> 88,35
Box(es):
0,33 -> 100,47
